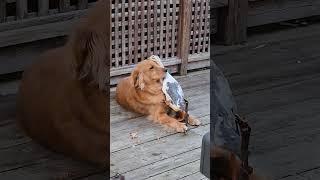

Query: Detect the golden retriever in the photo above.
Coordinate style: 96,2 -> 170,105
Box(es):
17,0 -> 108,167
116,60 -> 201,133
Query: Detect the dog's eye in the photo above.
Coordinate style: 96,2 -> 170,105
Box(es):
150,66 -> 154,69
156,79 -> 160,83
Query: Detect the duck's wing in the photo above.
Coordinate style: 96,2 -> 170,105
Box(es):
163,72 -> 186,111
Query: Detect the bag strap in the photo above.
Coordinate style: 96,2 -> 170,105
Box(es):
234,113 -> 253,180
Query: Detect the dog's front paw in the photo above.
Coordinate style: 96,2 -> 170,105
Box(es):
188,116 -> 201,126
175,122 -> 188,133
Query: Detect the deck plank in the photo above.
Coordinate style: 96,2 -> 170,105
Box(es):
111,124 -> 209,178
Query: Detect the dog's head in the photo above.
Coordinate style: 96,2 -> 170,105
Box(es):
131,60 -> 167,94
68,0 -> 109,91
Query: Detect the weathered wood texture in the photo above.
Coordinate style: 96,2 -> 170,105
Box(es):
212,0 -> 320,45
1,20 -> 320,179
215,0 -> 248,45
213,28 -> 320,179
248,0 -> 320,27
110,0 -> 210,81
0,0 -> 98,48
0,0 -> 210,83
177,0 -> 192,75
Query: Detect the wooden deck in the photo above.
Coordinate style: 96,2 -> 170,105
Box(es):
110,70 -> 210,180
1,20 -> 320,179
214,22 -> 320,179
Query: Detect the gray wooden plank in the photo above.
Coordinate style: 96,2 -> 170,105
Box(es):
235,76 -> 320,115
111,124 -> 209,178
148,160 -> 207,180
0,9 -> 86,32
248,0 -> 320,27
0,95 -> 17,122
299,168 -> 320,180
249,130 -> 320,179
111,113 -> 209,153
122,148 -> 202,179
242,97 -> 320,179
0,130 -> 104,179
0,153 -> 104,180
0,121 -> 31,150
180,171 -> 209,180
277,175 -> 306,180
0,19 -> 76,48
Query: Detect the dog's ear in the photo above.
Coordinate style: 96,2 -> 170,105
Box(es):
132,70 -> 145,90
70,25 -> 108,90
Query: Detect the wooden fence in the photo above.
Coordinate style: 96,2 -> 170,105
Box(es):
0,0 -> 210,85
0,0 -> 98,48
110,0 -> 210,84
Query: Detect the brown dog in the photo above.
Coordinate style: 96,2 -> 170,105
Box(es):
17,0 -> 108,167
116,60 -> 201,133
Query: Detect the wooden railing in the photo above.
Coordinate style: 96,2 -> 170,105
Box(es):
0,0 -> 97,48
109,0 -> 210,84
0,0 -> 210,84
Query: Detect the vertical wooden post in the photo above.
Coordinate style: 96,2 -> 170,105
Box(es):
16,0 -> 28,20
0,0 -> 6,23
38,0 -> 49,16
78,0 -> 88,9
215,0 -> 248,45
59,0 -> 70,12
105,1 -> 111,175
177,0 -> 191,76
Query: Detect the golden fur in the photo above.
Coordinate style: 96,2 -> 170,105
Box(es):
116,60 -> 201,132
17,0 -> 108,167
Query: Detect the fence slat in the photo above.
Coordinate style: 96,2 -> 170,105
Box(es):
153,0 -> 158,56
140,0 -> 145,60
202,0 -> 209,53
177,0 -> 191,75
59,0 -> 70,12
78,0 -> 88,9
147,0 -> 151,57
191,0 -> 198,54
114,0 -> 119,67
0,0 -> 5,23
134,0 -> 138,64
38,0 -> 49,16
159,0 -> 164,58
197,0 -> 205,53
171,0 -> 177,57
165,0 -> 170,59
16,0 -> 28,20
128,0 -> 133,64
121,0 -> 125,66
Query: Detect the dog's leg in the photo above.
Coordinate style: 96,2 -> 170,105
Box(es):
187,115 -> 201,126
153,107 -> 188,132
